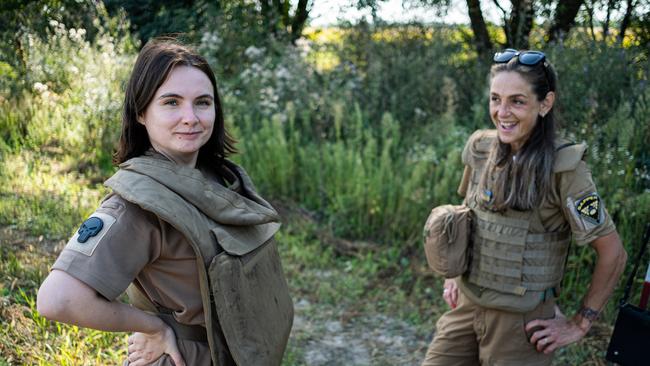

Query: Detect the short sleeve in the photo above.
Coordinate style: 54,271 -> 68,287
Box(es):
461,130 -> 482,166
559,160 -> 616,245
52,194 -> 162,300
458,130 -> 495,198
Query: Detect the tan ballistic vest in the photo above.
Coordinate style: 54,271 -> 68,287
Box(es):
105,156 -> 293,366
460,130 -> 586,311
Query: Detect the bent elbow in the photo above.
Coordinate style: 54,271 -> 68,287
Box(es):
37,283 -> 60,320
37,277 -> 71,321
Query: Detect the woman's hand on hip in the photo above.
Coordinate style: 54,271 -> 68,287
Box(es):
442,278 -> 459,309
525,305 -> 588,354
127,323 -> 186,366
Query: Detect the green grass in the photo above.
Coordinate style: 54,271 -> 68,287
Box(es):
0,151 -> 110,239
0,227 -> 127,365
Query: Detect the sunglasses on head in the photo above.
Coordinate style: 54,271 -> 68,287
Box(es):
493,48 -> 546,66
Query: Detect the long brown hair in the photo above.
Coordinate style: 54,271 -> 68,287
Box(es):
113,37 -> 236,166
476,55 -> 558,211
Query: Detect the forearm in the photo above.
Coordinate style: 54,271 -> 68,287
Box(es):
38,270 -> 164,334
57,292 -> 163,334
574,231 -> 627,329
525,231 -> 627,353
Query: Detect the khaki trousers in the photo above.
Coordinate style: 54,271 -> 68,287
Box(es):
422,290 -> 555,366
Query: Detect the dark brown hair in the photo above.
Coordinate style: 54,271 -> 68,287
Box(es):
113,37 -> 236,166
475,55 -> 558,211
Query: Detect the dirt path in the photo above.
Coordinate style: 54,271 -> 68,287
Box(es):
289,298 -> 430,365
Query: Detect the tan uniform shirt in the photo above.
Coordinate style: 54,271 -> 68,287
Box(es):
458,130 -> 616,244
53,192 -> 206,325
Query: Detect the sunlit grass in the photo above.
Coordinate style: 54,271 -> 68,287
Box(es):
0,151 -> 109,239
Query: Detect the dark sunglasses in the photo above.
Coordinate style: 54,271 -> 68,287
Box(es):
493,48 -> 546,66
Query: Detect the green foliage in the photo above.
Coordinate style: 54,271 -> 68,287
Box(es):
104,0 -> 212,43
332,23 -> 484,130
0,0 -> 102,71
0,3 -> 649,364
234,101 -> 465,243
0,13 -> 134,169
0,152 -> 109,238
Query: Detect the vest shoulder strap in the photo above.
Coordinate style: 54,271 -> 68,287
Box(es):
462,129 -> 497,169
553,140 -> 587,172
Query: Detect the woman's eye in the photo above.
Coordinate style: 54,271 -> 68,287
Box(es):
490,96 -> 499,102
196,99 -> 212,106
163,99 -> 178,106
514,99 -> 525,105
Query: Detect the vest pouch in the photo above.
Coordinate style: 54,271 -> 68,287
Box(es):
208,227 -> 293,366
423,205 -> 472,278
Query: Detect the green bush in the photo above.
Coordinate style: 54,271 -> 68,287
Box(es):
234,100 -> 467,243
0,17 -> 134,170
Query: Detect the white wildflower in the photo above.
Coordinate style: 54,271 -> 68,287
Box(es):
201,31 -> 222,46
275,66 -> 291,80
244,46 -> 264,59
33,82 -> 48,93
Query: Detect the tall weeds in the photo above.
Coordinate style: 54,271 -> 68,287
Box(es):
234,101 -> 466,243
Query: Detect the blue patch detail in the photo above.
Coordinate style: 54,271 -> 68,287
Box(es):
77,217 -> 104,243
481,189 -> 493,203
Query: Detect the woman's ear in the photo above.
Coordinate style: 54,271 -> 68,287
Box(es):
137,115 -> 145,125
539,91 -> 555,117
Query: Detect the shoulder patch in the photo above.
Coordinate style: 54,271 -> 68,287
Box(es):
574,193 -> 603,225
65,212 -> 117,256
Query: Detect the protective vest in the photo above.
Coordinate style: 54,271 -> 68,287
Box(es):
460,130 -> 586,311
105,156 -> 294,366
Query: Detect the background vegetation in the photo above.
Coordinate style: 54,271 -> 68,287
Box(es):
1,0 -> 648,364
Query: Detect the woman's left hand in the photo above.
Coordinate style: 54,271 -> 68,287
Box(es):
127,324 -> 186,366
524,305 -> 588,354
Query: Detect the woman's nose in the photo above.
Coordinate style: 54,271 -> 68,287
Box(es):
497,103 -> 510,117
181,104 -> 199,124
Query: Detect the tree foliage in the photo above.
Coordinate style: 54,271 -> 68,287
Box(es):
413,0 -> 648,57
0,0 -> 101,70
103,0 -> 210,43
103,0 -> 312,45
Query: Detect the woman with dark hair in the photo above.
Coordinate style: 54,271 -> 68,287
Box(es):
37,38 -> 293,366
422,50 -> 627,365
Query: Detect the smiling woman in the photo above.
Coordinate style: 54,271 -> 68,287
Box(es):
489,71 -> 554,152
421,50 -> 627,366
37,38 -> 294,366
